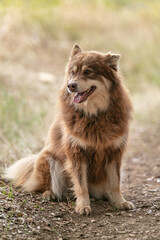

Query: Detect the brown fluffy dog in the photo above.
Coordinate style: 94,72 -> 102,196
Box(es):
5,44 -> 134,215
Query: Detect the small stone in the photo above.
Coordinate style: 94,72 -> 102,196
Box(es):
82,223 -> 87,227
148,189 -> 158,192
27,217 -> 32,222
129,234 -> 136,237
91,219 -> 96,223
117,230 -> 127,234
106,213 -> 113,217
146,210 -> 152,215
43,226 -> 52,231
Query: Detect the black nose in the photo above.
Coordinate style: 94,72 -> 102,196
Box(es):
67,82 -> 77,92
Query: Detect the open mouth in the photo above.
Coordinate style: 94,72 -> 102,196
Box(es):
73,86 -> 96,104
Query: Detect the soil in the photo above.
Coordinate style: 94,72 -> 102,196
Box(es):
0,123 -> 160,240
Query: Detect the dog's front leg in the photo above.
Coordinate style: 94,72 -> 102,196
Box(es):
106,147 -> 135,210
65,145 -> 91,215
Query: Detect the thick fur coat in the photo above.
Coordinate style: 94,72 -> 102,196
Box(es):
5,44 -> 134,214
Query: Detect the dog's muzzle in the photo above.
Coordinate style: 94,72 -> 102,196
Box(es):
67,82 -> 77,92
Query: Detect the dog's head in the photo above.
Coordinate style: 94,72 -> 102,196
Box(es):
65,44 -> 121,115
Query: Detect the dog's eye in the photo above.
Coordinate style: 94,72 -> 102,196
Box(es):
71,71 -> 74,76
84,70 -> 92,76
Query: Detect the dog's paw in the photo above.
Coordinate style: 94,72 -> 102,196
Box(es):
42,190 -> 55,200
114,201 -> 135,210
75,205 -> 91,215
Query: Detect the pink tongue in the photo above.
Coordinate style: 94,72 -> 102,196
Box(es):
73,93 -> 87,103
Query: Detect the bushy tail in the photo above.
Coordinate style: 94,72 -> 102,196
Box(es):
4,154 -> 40,192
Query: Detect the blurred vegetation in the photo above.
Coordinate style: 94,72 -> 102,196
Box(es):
0,0 -> 160,89
0,0 -> 160,166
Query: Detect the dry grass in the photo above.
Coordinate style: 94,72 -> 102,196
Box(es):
0,0 -> 160,167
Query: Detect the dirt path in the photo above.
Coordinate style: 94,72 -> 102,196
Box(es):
0,124 -> 160,240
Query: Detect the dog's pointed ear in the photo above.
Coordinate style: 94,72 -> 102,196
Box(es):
71,44 -> 83,57
105,52 -> 121,71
